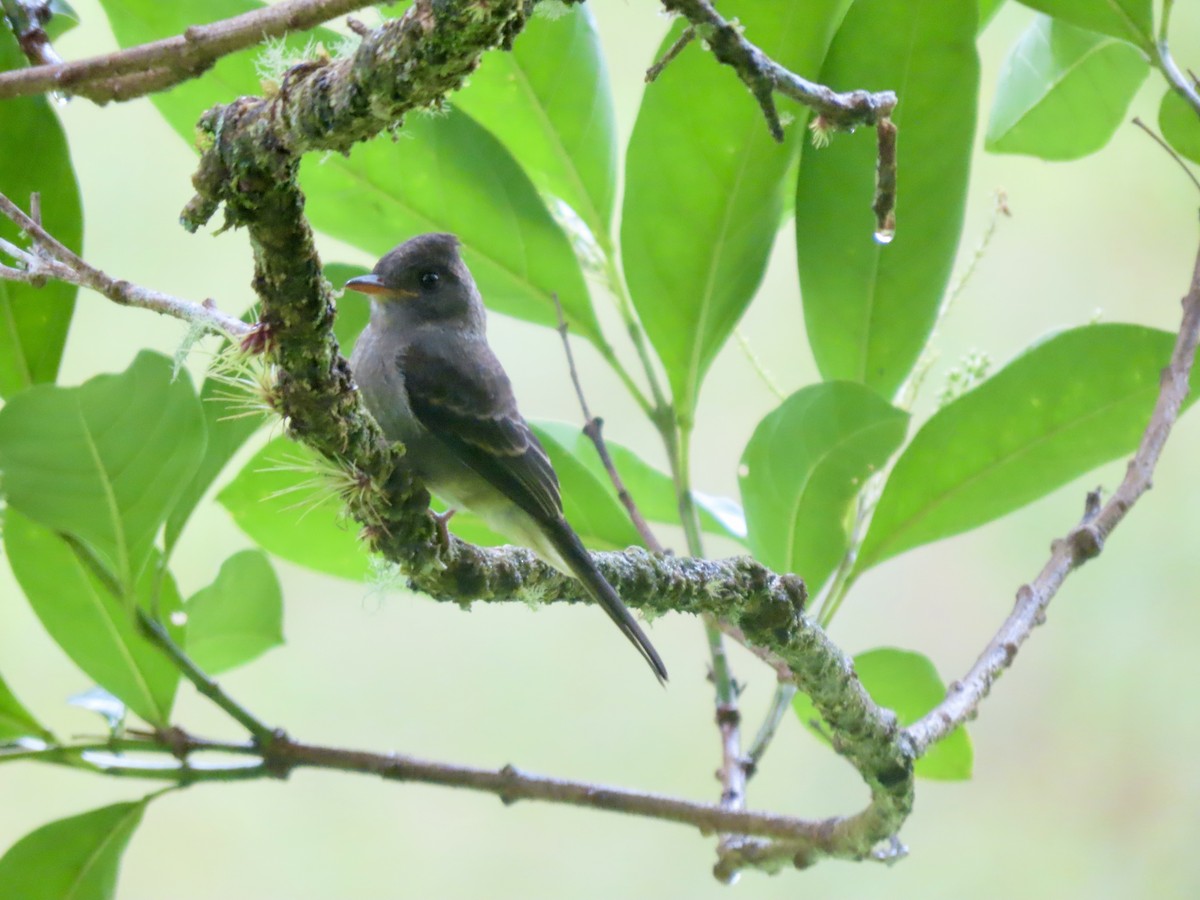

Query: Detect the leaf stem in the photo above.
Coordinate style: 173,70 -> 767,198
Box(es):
746,682 -> 798,776
136,610 -> 279,746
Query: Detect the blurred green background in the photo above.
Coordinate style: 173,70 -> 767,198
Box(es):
3,1 -> 1200,897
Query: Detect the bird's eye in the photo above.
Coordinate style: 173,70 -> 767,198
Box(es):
419,270 -> 440,289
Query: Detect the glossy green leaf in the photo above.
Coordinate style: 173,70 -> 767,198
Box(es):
739,383 -> 908,593
0,798 -> 148,900
43,0 -> 82,41
185,550 -> 283,674
1015,0 -> 1153,49
793,647 -> 973,780
0,29 -> 82,398
164,360 -> 264,553
622,0 -> 852,423
1159,90 -> 1200,166
303,110 -> 604,346
5,511 -> 183,726
857,324 -> 1182,573
532,421 -> 746,543
0,351 -> 206,591
0,672 -> 52,743
217,437 -> 372,582
986,16 -> 1148,160
796,0 -> 978,399
454,5 -> 617,243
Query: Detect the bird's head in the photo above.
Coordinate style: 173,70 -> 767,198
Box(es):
344,233 -> 483,333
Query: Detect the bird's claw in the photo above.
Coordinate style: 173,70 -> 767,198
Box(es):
431,508 -> 456,554
239,321 -> 273,355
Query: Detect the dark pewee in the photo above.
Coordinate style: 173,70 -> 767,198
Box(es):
345,233 -> 668,683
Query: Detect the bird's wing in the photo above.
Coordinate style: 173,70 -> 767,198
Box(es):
400,337 -> 564,523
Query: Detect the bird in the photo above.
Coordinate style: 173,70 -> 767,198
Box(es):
344,233 -> 668,684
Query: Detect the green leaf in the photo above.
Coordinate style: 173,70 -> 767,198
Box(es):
0,351 -> 206,591
185,550 -> 283,674
796,0 -> 978,399
531,421 -> 746,543
1158,90 -> 1200,166
857,324 -> 1181,573
303,110 -> 604,346
739,383 -> 908,593
0,798 -> 148,900
621,0 -> 852,424
986,16 -> 1148,160
794,647 -> 972,780
0,671 -> 53,743
43,0 -> 81,41
164,361 -> 265,553
454,5 -> 617,244
1015,0 -> 1153,49
0,29 -> 82,398
217,438 -> 372,583
4,510 -> 183,726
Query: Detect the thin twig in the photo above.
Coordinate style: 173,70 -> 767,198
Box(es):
1132,117 -> 1200,195
659,0 -> 896,141
0,192 -> 251,338
5,725 -> 887,852
136,611 -> 280,746
745,682 -> 798,778
551,294 -> 665,553
0,0 -> 377,103
645,24 -> 696,83
907,233 -> 1200,754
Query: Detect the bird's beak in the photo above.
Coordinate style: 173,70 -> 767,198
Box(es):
343,273 -> 390,295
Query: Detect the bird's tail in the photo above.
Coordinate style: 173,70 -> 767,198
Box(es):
546,520 -> 668,685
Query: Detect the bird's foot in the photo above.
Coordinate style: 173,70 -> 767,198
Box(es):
239,320 -> 273,355
431,508 -> 457,554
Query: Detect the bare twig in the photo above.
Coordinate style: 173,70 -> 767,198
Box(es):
0,192 -> 251,338
554,293 -> 753,846
645,24 -> 696,83
658,0 -> 896,141
551,294 -> 664,552
745,682 -> 798,778
906,235 -> 1200,754
3,725 -> 891,855
872,118 -> 898,242
1132,117 -> 1200,195
0,0 -> 377,103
